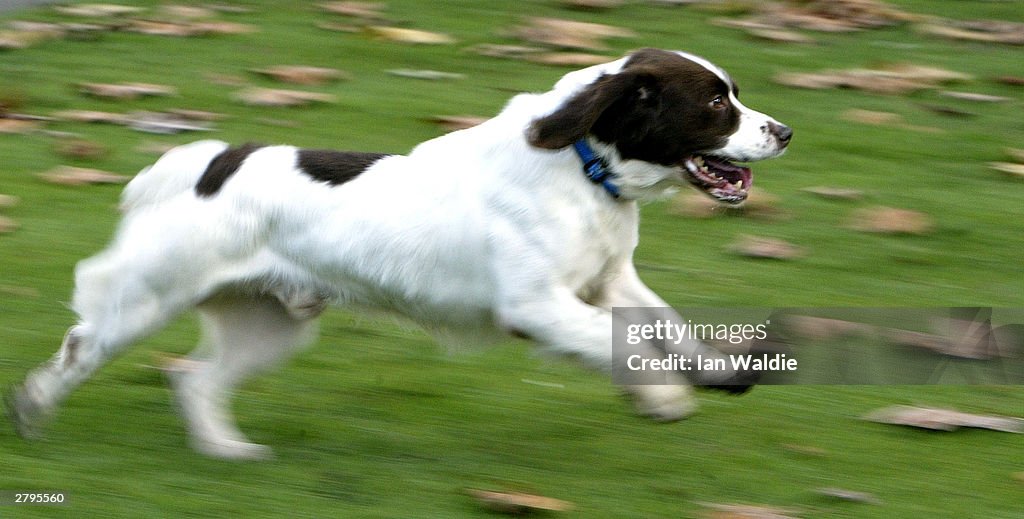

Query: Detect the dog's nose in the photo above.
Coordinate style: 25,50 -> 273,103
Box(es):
768,121 -> 792,146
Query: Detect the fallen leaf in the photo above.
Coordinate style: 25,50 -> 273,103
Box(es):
53,110 -> 127,124
158,5 -> 216,20
190,21 -> 258,35
124,111 -> 213,134
698,502 -> 800,519
1005,148 -> 1024,163
386,69 -> 465,80
55,139 -> 107,160
939,91 -> 1011,103
38,165 -> 130,186
366,26 -> 455,44
466,489 -> 573,514
995,76 -> 1024,87
800,186 -> 863,200
863,405 -> 1024,433
729,235 -> 803,260
0,118 -> 40,134
125,19 -> 200,37
428,115 -> 488,132
469,43 -> 544,59
528,52 -> 611,67
785,316 -> 874,341
55,4 -> 145,17
232,88 -> 336,107
840,109 -> 942,133
748,28 -> 815,44
319,1 -> 387,20
848,206 -> 933,235
0,216 -> 17,234
511,17 -> 634,51
561,0 -> 624,10
166,109 -> 226,122
0,194 -> 19,208
814,487 -> 882,505
917,20 -> 1024,45
78,82 -> 177,100
251,65 -> 347,85
135,141 -> 178,155
988,162 -> 1024,178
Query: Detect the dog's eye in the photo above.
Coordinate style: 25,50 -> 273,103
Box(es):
710,95 -> 726,109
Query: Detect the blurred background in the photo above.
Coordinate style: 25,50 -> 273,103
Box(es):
1,1 -> 1022,517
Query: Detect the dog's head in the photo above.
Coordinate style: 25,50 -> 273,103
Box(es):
528,48 -> 791,203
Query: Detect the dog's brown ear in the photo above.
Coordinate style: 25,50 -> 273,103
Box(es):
527,69 -> 653,150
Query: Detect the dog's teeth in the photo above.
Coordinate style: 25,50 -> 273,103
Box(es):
695,156 -> 705,166
736,180 -> 743,190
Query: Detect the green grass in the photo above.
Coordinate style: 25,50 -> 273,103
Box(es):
1,1 -> 1022,517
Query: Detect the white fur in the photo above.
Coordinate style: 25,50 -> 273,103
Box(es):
11,51 -> 787,459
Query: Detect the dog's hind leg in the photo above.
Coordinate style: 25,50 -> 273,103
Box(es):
169,293 -> 318,460
6,250 -> 197,439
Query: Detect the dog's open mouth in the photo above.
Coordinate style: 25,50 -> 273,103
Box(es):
682,155 -> 752,205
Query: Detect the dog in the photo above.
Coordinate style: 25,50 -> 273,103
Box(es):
7,48 -> 791,459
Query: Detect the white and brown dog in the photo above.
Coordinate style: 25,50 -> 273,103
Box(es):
7,49 -> 791,459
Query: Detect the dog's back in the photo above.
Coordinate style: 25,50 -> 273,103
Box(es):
120,140 -> 230,213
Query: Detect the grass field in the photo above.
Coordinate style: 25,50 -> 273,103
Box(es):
1,1 -> 1022,517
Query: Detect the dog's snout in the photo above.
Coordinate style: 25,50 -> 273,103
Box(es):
768,121 -> 792,146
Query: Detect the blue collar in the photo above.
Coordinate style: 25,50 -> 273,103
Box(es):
572,139 -> 620,199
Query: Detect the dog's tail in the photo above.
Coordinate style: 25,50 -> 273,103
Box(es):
120,140 -> 230,213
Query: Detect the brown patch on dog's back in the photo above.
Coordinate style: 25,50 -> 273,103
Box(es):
195,142 -> 264,197
296,149 -> 390,186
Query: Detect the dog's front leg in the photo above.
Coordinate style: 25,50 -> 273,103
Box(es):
599,262 -> 760,393
494,284 -> 697,422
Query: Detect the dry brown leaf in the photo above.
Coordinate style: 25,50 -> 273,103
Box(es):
79,82 -> 177,99
800,186 -> 863,200
511,17 -> 633,51
55,139 -> 107,160
848,206 -> 933,235
319,1 -> 387,19
561,0 -> 624,10
55,4 -> 145,17
995,76 -> 1024,87
785,316 -> 874,341
428,115 -> 488,132
988,162 -> 1024,179
469,43 -> 544,59
39,166 -> 130,186
729,235 -> 803,260
939,91 -> 1011,103
529,52 -> 611,67
251,65 -> 347,85
191,21 -> 258,35
366,26 -> 455,44
917,21 -> 1024,45
863,405 -> 1024,433
53,110 -> 127,124
698,502 -> 800,519
159,5 -> 216,20
0,194 -> 19,209
0,118 -> 40,134
386,69 -> 464,80
125,19 -> 200,37
466,489 -> 573,514
1005,148 -> 1024,163
0,216 -> 18,234
166,109 -> 226,122
0,284 -> 39,298
232,88 -> 336,107
124,111 -> 213,134
748,28 -> 815,44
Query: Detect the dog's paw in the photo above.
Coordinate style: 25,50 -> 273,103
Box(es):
625,384 -> 698,422
696,367 -> 761,395
192,437 -> 274,461
4,384 -> 52,440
